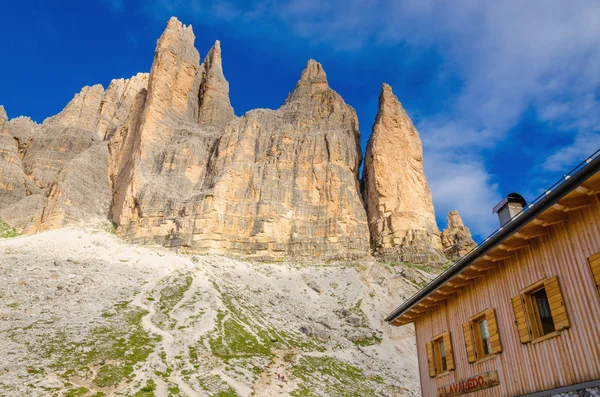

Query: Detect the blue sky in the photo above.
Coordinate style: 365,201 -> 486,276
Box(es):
1,0 -> 599,241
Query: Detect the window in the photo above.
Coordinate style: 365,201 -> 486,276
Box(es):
531,287 -> 555,335
512,276 -> 570,343
435,338 -> 447,372
477,319 -> 492,356
588,251 -> 600,298
426,332 -> 455,377
463,309 -> 502,363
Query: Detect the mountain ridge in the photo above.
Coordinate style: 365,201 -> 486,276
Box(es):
0,17 -> 475,264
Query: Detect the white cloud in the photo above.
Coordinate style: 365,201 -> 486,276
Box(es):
543,132 -> 600,171
424,152 -> 501,239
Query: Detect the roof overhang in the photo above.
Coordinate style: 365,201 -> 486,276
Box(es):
386,150 -> 600,326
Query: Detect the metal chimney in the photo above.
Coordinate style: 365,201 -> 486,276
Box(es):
493,193 -> 527,227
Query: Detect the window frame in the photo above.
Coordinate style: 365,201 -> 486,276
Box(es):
521,280 -> 555,340
433,336 -> 447,373
468,310 -> 493,360
428,331 -> 454,376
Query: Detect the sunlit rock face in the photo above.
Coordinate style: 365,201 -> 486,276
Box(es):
112,18 -> 369,260
363,84 -> 445,264
441,210 -> 477,261
0,17 -> 475,263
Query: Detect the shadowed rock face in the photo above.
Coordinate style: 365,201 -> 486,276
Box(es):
0,108 -> 29,209
363,84 -> 445,264
0,72 -> 149,234
0,17 -> 470,263
441,210 -> 477,261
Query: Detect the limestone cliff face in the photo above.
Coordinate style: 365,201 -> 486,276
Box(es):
441,210 -> 477,261
182,59 -> 369,260
0,72 -> 148,233
111,18 -> 226,247
197,41 -> 236,128
112,19 -> 369,259
363,84 -> 445,264
0,17 -> 475,263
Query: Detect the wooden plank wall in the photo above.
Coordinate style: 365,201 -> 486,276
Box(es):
415,194 -> 600,397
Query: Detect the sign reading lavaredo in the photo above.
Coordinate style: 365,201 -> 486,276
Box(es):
437,370 -> 500,397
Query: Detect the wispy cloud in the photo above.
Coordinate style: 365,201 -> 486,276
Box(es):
107,0 -> 600,237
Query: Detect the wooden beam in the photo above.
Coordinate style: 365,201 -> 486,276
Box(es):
483,253 -> 512,262
578,177 -> 600,194
425,295 -> 444,302
497,240 -> 530,252
556,195 -> 592,212
458,270 -> 485,280
533,212 -> 567,227
576,185 -> 596,195
428,291 -> 449,301
438,285 -> 460,295
514,225 -> 548,240
417,299 -> 439,307
471,261 -> 497,272
447,278 -> 472,288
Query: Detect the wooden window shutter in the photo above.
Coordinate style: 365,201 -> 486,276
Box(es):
462,322 -> 477,363
485,308 -> 503,354
589,252 -> 600,298
442,332 -> 455,371
426,341 -> 436,377
511,295 -> 532,343
545,276 -> 570,331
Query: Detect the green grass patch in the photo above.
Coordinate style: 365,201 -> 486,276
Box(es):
133,379 -> 156,396
94,364 -> 133,387
352,334 -> 383,347
291,356 -> 382,397
0,219 -> 16,238
197,374 -> 240,396
11,301 -> 160,390
64,387 -> 89,397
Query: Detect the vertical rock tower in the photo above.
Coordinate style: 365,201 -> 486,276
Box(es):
363,84 -> 445,264
0,18 -> 478,264
441,210 -> 477,261
109,19 -> 370,260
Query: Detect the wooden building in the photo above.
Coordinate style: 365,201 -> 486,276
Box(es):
386,151 -> 600,397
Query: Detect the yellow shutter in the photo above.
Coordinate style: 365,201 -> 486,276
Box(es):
545,276 -> 570,331
512,294 -> 532,343
485,308 -> 503,354
426,342 -> 436,377
589,252 -> 600,298
442,332 -> 455,371
462,322 -> 477,363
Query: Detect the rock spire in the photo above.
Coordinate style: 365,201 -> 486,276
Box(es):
0,17 -> 476,264
198,40 -> 236,127
441,210 -> 477,261
363,84 -> 445,264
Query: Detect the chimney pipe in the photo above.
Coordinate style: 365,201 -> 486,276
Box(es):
493,193 -> 527,227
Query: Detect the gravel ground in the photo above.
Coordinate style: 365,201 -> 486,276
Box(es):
0,227 -> 429,396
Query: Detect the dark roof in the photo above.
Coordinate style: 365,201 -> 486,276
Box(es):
385,148 -> 600,324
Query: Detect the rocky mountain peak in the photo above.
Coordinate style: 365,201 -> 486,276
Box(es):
446,210 -> 465,228
299,59 -> 328,86
441,210 -> 477,261
363,83 -> 445,264
198,39 -> 235,127
283,60 -> 330,106
145,16 -> 200,121
0,16 -> 476,265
